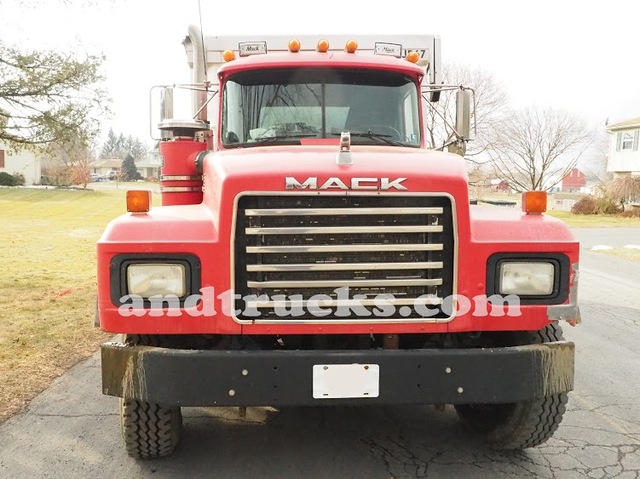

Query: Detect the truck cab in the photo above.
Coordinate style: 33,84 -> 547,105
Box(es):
98,27 -> 579,459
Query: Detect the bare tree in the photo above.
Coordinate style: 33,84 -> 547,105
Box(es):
424,63 -> 509,162
578,124 -> 611,185
487,107 -> 594,192
42,139 -> 94,187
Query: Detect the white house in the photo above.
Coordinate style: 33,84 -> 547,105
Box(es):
91,156 -> 160,180
136,155 -> 161,179
90,158 -> 122,178
607,117 -> 640,177
0,141 -> 42,185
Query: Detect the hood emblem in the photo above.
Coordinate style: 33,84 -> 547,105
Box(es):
286,177 -> 407,191
336,131 -> 352,165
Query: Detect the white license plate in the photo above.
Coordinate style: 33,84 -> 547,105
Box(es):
312,364 -> 379,399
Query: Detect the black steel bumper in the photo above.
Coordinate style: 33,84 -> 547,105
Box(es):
101,341 -> 574,407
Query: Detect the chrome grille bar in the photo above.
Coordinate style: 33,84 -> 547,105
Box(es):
245,207 -> 444,216
247,278 -> 443,288
246,261 -> 443,272
245,297 -> 444,309
246,225 -> 443,235
246,244 -> 444,253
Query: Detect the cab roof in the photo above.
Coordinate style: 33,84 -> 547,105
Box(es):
216,51 -> 426,79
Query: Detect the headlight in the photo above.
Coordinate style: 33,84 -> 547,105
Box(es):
498,261 -> 555,296
487,254 -> 570,305
127,263 -> 186,297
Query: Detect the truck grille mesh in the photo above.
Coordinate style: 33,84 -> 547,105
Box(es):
234,194 -> 455,321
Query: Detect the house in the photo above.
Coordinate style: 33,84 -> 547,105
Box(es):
561,168 -> 587,193
550,192 -> 585,212
489,178 -> 510,192
136,156 -> 161,179
90,158 -> 122,179
0,141 -> 42,185
607,117 -> 640,177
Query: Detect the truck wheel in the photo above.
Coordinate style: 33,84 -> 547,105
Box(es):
454,323 -> 569,449
120,398 -> 182,459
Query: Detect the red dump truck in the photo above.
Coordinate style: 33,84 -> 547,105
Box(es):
97,27 -> 580,458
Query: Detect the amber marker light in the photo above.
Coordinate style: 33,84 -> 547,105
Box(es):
127,190 -> 151,213
223,50 -> 236,62
317,39 -> 330,52
345,39 -> 358,53
521,191 -> 547,214
406,51 -> 420,63
288,39 -> 301,52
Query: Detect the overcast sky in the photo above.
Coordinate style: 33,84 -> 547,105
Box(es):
1,0 -> 639,146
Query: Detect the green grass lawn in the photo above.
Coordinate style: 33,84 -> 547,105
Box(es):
597,248 -> 640,262
0,187 -> 126,422
546,210 -> 640,227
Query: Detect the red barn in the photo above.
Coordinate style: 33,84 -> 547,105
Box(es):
562,168 -> 586,192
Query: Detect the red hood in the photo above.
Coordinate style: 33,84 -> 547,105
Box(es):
202,145 -> 469,198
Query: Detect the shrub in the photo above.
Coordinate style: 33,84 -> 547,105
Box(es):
620,208 -> 640,218
594,195 -> 622,215
0,171 -> 26,186
571,195 -> 597,214
12,172 -> 26,186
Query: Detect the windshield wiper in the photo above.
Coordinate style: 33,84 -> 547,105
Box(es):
332,131 -> 404,146
225,133 -> 319,149
252,133 -> 318,144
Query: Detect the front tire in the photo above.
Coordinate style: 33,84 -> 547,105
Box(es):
120,398 -> 182,459
454,324 -> 569,449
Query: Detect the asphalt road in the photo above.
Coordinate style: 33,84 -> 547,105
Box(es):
1,228 -> 639,479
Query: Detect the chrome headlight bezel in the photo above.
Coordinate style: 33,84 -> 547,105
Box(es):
110,254 -> 201,307
486,253 -> 570,304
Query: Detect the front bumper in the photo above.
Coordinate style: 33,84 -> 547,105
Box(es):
101,341 -> 574,407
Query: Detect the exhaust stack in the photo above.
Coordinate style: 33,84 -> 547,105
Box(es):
156,25 -> 211,206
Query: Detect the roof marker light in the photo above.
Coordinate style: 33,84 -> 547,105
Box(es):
317,39 -> 329,52
127,190 -> 151,213
522,191 -> 548,214
345,40 -> 358,53
406,51 -> 420,63
223,49 -> 236,62
288,39 -> 301,53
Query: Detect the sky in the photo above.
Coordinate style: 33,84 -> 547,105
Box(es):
1,0 -> 639,148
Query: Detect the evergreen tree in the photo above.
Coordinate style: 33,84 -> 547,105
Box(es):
100,128 -> 120,158
99,130 -> 148,160
121,154 -> 139,181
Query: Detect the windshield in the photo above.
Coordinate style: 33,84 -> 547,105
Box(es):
221,68 -> 421,148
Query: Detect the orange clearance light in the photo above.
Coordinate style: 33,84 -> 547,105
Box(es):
127,190 -> 151,213
223,49 -> 236,62
522,191 -> 547,214
406,50 -> 420,63
288,39 -> 301,53
317,39 -> 330,52
345,39 -> 358,53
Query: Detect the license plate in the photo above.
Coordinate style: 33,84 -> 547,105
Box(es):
312,364 -> 379,399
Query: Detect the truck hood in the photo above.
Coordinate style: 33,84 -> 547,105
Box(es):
202,145 -> 469,198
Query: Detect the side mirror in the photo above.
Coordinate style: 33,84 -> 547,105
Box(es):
160,87 -> 174,140
455,89 -> 471,141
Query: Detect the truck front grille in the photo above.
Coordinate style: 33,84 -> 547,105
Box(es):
233,194 -> 455,321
